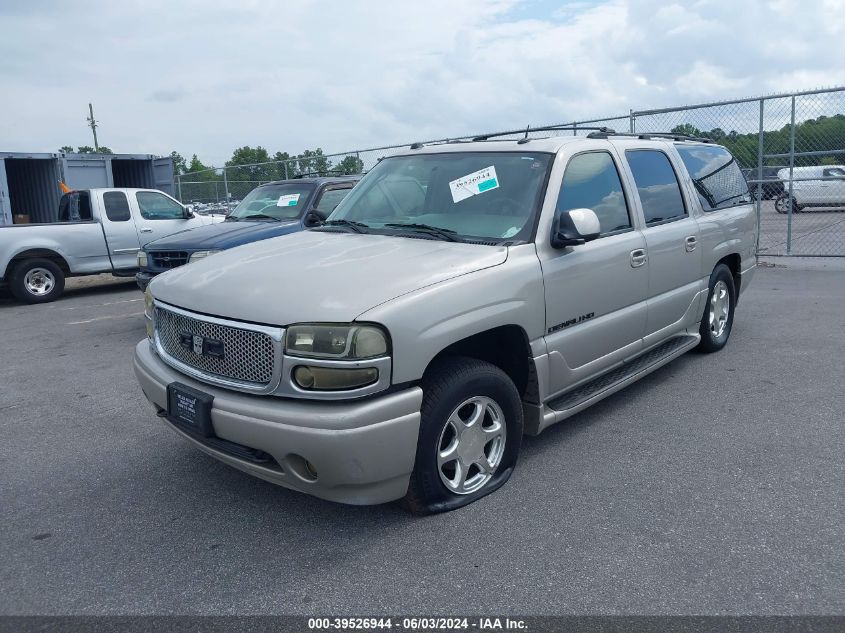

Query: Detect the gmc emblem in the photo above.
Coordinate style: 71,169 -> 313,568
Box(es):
179,332 -> 224,358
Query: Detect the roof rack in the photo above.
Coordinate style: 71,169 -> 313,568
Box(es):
471,125 -> 616,142
292,170 -> 350,179
585,130 -> 715,143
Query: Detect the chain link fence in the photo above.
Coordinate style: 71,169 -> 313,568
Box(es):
176,87 -> 845,256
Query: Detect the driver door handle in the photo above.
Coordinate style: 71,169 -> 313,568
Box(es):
685,235 -> 698,252
630,249 -> 647,268
139,228 -> 153,233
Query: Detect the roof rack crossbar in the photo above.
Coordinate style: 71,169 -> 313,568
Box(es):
585,130 -> 715,143
471,125 -> 615,142
292,170 -> 348,179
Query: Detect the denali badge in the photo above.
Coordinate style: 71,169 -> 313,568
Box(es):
179,331 -> 225,358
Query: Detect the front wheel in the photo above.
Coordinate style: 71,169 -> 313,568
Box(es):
403,357 -> 523,514
775,194 -> 801,214
696,264 -> 736,353
9,258 -> 65,304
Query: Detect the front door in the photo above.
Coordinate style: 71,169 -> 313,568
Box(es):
539,150 -> 648,396
623,149 -> 702,340
132,190 -> 203,247
820,167 -> 845,205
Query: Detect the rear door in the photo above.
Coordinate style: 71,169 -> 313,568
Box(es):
95,190 -> 142,270
622,147 -> 702,341
132,190 -> 204,246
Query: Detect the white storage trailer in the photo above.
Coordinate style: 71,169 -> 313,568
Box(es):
0,152 -> 173,226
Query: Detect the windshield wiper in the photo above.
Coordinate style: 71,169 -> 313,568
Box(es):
383,223 -> 458,242
321,219 -> 370,233
239,213 -> 280,221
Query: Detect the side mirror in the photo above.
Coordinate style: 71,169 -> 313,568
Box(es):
182,205 -> 195,219
551,208 -> 601,248
304,210 -> 326,227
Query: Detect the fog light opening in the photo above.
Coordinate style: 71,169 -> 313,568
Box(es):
286,453 -> 319,482
293,366 -> 315,389
292,365 -> 378,391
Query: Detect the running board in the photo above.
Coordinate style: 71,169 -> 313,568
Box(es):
545,335 -> 699,418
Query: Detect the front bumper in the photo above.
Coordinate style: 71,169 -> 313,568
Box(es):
135,271 -> 156,291
133,340 -> 422,505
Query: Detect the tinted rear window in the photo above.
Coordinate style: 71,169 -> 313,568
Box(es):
625,150 -> 687,224
675,144 -> 750,211
103,191 -> 131,222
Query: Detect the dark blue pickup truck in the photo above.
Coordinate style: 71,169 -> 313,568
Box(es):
136,176 -> 360,290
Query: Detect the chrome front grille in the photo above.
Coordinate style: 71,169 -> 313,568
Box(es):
151,251 -> 189,269
154,302 -> 282,390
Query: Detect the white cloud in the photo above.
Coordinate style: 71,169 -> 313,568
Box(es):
0,0 -> 843,166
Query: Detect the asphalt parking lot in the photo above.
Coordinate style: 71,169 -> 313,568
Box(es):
1,265 -> 844,616
758,200 -> 845,256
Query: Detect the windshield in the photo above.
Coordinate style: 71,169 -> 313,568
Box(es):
327,152 -> 552,241
228,183 -> 315,220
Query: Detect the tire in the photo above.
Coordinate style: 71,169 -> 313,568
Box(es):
775,194 -> 801,214
403,356 -> 523,514
696,264 -> 736,353
9,258 -> 65,304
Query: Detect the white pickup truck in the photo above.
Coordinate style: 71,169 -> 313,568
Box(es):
0,188 -> 224,303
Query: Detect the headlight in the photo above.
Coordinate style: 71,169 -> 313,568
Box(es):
189,250 -> 220,263
137,251 -> 148,268
144,288 -> 155,339
285,324 -> 389,359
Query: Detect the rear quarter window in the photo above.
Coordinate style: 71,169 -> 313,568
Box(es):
675,145 -> 751,211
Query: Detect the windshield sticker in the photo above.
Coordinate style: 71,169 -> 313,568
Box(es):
449,166 -> 499,203
276,193 -> 301,207
502,226 -> 519,238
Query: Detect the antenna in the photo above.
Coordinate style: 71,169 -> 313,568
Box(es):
517,124 -> 531,144
86,103 -> 100,151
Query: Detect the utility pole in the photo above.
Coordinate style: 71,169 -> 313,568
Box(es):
86,103 -> 100,151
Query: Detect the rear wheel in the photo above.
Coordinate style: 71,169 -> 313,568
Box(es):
9,259 -> 65,304
696,264 -> 736,353
775,194 -> 801,214
403,357 -> 523,514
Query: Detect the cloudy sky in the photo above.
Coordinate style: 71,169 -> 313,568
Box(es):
1,0 -> 843,166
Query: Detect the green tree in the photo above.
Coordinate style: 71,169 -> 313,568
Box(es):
185,154 -> 219,181
170,151 -> 188,176
333,154 -> 364,175
273,151 -> 296,179
296,148 -> 332,176
226,146 -> 276,183
59,145 -> 74,153
670,123 -> 703,137
75,145 -> 112,154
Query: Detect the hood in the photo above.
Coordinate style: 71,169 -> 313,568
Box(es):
150,230 -> 508,325
145,219 -> 302,251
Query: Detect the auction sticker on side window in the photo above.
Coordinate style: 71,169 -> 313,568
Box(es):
449,166 -> 499,203
277,193 -> 301,207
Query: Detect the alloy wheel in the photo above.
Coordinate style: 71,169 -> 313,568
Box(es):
436,396 -> 506,495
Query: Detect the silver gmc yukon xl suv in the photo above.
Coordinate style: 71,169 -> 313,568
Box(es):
134,130 -> 756,513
